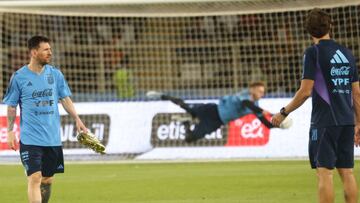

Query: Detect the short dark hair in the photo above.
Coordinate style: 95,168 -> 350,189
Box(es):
27,35 -> 50,50
305,8 -> 332,38
249,81 -> 265,88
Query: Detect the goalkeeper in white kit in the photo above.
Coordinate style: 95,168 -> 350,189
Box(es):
148,81 -> 291,143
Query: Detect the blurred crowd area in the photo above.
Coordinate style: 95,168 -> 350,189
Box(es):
1,5 -> 359,101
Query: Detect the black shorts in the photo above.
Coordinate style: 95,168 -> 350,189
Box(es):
189,103 -> 224,137
308,126 -> 354,169
20,142 -> 64,177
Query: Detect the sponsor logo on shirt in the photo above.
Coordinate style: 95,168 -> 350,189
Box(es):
329,50 -> 352,93
34,111 -> 54,116
32,88 -> 53,98
330,66 -> 350,76
330,49 -> 349,64
34,100 -> 55,107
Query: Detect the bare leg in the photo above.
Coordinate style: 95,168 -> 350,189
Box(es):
317,168 -> 334,203
28,171 -> 42,203
41,177 -> 53,203
337,168 -> 358,203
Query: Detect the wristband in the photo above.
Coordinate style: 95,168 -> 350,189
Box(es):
280,107 -> 288,117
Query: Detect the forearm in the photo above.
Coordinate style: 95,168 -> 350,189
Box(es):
354,106 -> 360,125
7,106 -> 17,131
353,92 -> 360,125
242,100 -> 264,114
283,89 -> 311,114
60,97 -> 80,121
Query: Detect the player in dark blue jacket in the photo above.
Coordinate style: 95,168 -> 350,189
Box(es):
272,8 -> 360,203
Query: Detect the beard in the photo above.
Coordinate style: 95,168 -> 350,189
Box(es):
38,58 -> 51,66
39,61 -> 48,66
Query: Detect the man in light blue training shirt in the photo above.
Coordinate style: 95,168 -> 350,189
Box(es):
3,36 -> 88,203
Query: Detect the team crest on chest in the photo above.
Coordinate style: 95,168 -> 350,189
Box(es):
46,74 -> 54,85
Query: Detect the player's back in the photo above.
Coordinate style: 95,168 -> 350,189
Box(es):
303,39 -> 358,127
217,90 -> 259,124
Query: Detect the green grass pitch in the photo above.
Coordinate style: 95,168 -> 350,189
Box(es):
1,160 -> 359,203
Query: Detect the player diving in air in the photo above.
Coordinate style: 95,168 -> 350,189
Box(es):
147,81 -> 292,143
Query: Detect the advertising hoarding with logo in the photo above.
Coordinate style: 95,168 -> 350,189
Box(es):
0,114 -> 109,151
61,114 -> 110,149
226,114 -> 272,146
150,112 -> 273,147
151,113 -> 226,147
3,99 -> 360,159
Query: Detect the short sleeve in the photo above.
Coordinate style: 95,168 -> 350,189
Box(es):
57,70 -> 72,99
349,53 -> 359,83
3,74 -> 20,106
353,66 -> 359,83
302,47 -> 316,80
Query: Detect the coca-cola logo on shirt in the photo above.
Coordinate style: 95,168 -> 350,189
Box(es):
32,88 -> 53,98
330,66 -> 350,76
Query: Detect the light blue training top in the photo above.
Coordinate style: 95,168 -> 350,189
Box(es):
217,90 -> 259,124
3,65 -> 71,146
